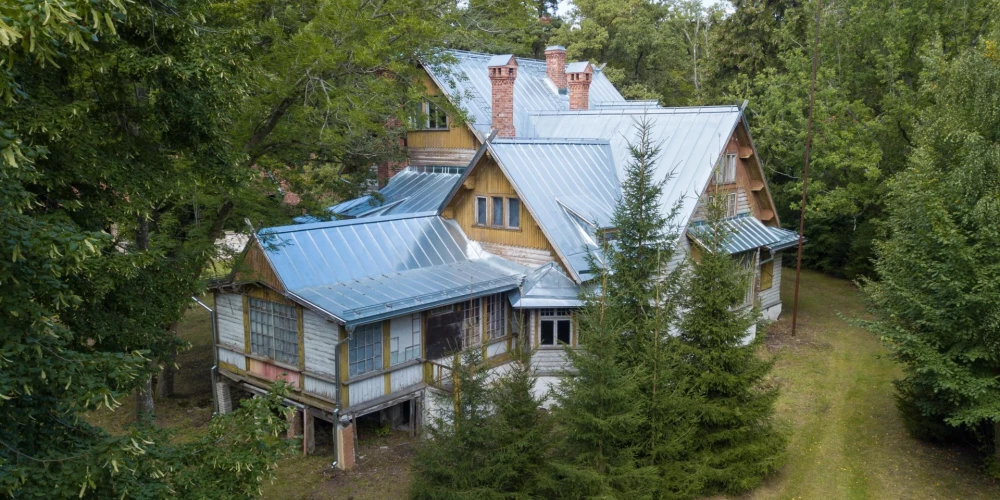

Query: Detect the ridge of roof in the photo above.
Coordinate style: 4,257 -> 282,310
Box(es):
490,137 -> 610,145
528,105 -> 740,117
261,211 -> 439,235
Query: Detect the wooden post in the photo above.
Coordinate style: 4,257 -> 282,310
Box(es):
303,410 -> 315,455
409,399 -> 416,438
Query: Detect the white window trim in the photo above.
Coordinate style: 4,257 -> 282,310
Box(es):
506,198 -> 520,229
474,196 -> 488,226
248,297 -> 299,366
538,308 -> 573,347
348,322 -> 383,377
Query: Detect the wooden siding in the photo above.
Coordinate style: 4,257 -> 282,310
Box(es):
348,376 -> 386,407
733,122 -> 779,226
444,156 -> 555,252
691,186 -> 752,222
248,358 -> 301,389
303,309 -> 339,377
218,346 -> 246,368
531,349 -> 569,375
215,292 -> 245,350
389,364 -> 423,392
408,147 -> 477,167
235,241 -> 284,291
758,253 -> 782,309
304,376 -> 338,401
478,242 -> 555,268
486,340 -> 507,358
407,129 -> 479,150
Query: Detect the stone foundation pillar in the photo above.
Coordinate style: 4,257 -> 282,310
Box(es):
215,382 -> 232,415
287,408 -> 303,442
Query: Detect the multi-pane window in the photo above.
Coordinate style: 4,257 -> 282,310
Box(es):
491,196 -> 504,226
714,153 -> 737,184
414,101 -> 448,130
349,322 -> 382,377
459,298 -> 482,345
475,197 -> 487,225
539,308 -> 572,346
485,293 -> 506,340
507,198 -> 520,228
708,192 -> 738,218
390,313 -> 421,366
249,298 -> 299,366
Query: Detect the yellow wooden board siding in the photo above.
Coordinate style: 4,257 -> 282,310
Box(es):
760,260 -> 774,290
339,325 -> 350,408
444,156 -> 555,251
236,241 -> 285,292
244,284 -> 297,306
407,127 -> 479,149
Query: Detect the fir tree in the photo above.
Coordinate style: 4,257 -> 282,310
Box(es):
676,195 -> 786,494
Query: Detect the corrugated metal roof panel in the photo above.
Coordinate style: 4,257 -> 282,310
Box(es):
508,263 -> 583,308
316,167 -> 464,220
487,139 -> 619,282
424,50 -> 625,137
688,216 -> 793,255
524,106 -> 743,230
767,226 -> 800,252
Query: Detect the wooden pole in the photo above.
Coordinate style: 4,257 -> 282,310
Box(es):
792,0 -> 822,336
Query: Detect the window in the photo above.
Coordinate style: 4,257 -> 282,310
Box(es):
713,153 -> 737,184
491,196 -> 504,226
429,304 -> 454,316
249,298 -> 299,366
349,322 -> 382,377
708,192 -> 738,218
390,313 -> 421,366
759,259 -> 774,290
507,198 -> 520,228
413,101 -> 448,130
539,308 -> 573,346
475,197 -> 487,225
485,293 -> 506,340
459,298 -> 482,345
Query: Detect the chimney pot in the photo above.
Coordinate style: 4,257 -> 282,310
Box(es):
488,54 -> 518,138
545,45 -> 567,91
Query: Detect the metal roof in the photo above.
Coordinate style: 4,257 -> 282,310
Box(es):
423,50 -> 625,138
257,213 -> 527,326
327,167 -> 464,219
508,263 -> 583,308
487,54 -> 516,67
524,106 -> 744,230
565,61 -> 591,74
687,215 -> 800,255
486,138 -> 620,283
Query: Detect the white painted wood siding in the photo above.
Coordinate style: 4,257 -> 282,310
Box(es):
690,188 -> 751,222
486,340 -> 507,358
758,253 -> 782,309
531,349 -> 569,375
348,376 -> 386,407
218,346 -> 246,368
215,293 -> 245,349
303,309 -> 338,376
304,375 -> 337,401
390,364 -> 423,392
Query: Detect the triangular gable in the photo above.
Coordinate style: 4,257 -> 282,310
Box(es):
234,237 -> 287,292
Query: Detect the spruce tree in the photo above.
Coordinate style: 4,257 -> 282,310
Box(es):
676,195 -> 786,494
410,344 -> 550,498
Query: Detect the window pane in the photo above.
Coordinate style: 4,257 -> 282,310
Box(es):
507,198 -> 520,228
540,320 -> 554,345
476,197 -> 487,225
727,154 -> 737,182
557,320 -> 571,345
492,197 -> 504,226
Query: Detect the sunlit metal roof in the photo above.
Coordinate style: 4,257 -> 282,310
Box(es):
327,167 -> 464,219
508,263 -> 583,308
486,138 -> 620,283
524,106 -> 744,231
688,215 -> 802,255
423,50 -> 625,138
257,213 -> 527,326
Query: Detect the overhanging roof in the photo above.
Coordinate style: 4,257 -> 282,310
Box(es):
257,213 -> 527,326
325,167 -> 464,219
508,263 -> 583,308
687,216 -> 802,255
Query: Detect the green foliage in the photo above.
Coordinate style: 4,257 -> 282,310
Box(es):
861,43 -> 1000,468
675,196 -> 786,494
410,347 -> 551,498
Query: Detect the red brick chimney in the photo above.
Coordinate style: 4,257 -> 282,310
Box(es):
566,62 -> 593,111
545,46 -> 567,92
488,54 -> 518,138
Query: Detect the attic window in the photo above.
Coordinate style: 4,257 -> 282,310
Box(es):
713,153 -> 737,184
475,196 -> 487,225
414,101 -> 448,130
507,198 -> 520,228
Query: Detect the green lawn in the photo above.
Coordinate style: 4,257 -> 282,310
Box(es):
88,271 -> 1000,499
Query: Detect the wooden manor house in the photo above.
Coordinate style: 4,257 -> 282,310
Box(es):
209,47 -> 799,469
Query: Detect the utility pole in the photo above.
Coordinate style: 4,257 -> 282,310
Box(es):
792,0 -> 822,336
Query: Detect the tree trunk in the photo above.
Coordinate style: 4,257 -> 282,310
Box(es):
158,322 -> 179,399
136,372 -> 155,422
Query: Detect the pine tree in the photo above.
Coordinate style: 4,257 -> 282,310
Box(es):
410,344 -> 550,498
676,195 -> 786,494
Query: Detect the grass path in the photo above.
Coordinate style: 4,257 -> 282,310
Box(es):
745,269 -> 1000,500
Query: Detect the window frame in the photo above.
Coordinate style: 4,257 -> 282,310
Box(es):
491,196 -> 504,227
389,313 -> 422,366
413,101 -> 448,131
713,153 -> 738,185
707,192 -> 738,218
538,308 -> 573,347
506,198 -> 520,229
348,322 -> 383,378
475,196 -> 488,226
459,298 -> 482,346
248,297 -> 299,366
485,293 -> 507,341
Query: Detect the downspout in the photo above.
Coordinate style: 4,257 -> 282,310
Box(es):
191,296 -> 219,415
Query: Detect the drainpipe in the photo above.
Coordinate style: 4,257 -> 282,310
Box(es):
191,296 -> 219,415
